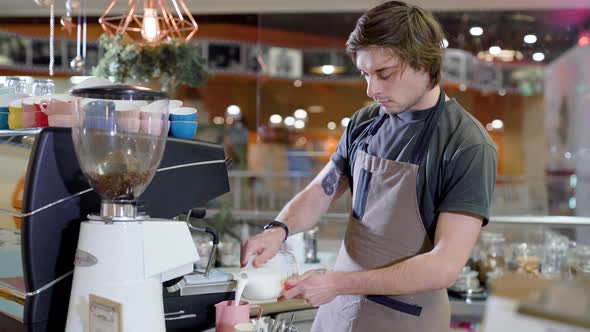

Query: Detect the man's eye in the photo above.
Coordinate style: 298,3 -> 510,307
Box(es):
380,72 -> 393,79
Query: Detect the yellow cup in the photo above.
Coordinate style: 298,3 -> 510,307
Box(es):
8,100 -> 23,114
8,99 -> 23,129
8,113 -> 22,129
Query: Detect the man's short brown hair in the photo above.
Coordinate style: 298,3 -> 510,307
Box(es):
346,1 -> 445,88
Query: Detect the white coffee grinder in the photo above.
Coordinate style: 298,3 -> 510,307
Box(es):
65,85 -> 198,332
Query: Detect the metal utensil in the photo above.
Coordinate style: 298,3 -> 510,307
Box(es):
254,316 -> 260,332
271,318 -> 281,332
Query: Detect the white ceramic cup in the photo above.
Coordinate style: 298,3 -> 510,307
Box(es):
234,323 -> 256,332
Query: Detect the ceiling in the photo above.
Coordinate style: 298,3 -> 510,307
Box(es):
196,9 -> 590,63
4,0 -> 590,17
3,1 -> 590,63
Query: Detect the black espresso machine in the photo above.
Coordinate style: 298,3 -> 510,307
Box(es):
0,127 -> 236,331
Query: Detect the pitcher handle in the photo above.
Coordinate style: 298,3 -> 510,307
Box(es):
251,304 -> 263,320
38,98 -> 51,114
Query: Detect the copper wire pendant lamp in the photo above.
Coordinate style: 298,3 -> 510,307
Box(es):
99,0 -> 198,44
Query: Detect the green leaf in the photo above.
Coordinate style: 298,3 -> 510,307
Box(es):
93,33 -> 211,92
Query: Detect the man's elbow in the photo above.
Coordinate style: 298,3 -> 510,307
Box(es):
438,263 -> 463,289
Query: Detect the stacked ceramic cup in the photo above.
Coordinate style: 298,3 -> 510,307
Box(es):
20,96 -> 49,128
169,102 -> 198,139
1,86 -> 31,130
0,87 -> 15,129
44,94 -> 75,127
8,99 -> 23,129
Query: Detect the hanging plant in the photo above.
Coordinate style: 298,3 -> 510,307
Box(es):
93,33 -> 211,91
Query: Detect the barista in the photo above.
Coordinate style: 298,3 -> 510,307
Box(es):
241,1 -> 497,331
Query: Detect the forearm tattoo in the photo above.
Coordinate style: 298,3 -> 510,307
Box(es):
321,166 -> 343,196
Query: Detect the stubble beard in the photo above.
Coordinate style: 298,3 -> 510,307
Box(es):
379,90 -> 428,115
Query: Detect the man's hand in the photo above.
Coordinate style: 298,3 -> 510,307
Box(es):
282,269 -> 339,307
240,228 -> 285,267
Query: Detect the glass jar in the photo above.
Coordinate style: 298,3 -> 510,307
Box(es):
477,232 -> 506,285
509,243 -> 542,277
486,267 -> 504,290
5,77 -> 28,94
241,251 -> 298,301
452,267 -> 481,292
541,232 -> 572,278
571,245 -> 590,277
32,79 -> 54,96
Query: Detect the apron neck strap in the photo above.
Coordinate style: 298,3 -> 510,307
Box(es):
361,88 -> 446,161
409,88 -> 446,165
361,111 -> 388,152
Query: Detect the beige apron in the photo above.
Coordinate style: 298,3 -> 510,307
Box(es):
312,91 -> 450,332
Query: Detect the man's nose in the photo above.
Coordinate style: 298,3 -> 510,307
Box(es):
366,76 -> 380,99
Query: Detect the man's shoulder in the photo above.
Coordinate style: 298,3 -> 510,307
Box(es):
346,103 -> 381,137
441,99 -> 497,152
352,103 -> 381,124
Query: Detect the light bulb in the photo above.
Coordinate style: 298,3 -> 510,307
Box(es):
491,119 -> 504,129
532,52 -> 545,62
227,105 -> 241,115
341,117 -> 351,127
294,109 -> 308,119
470,27 -> 483,36
284,116 -> 295,126
270,114 -> 282,124
524,34 -> 537,44
294,120 -> 305,129
321,65 -> 335,75
141,8 -> 160,42
489,46 -> 501,55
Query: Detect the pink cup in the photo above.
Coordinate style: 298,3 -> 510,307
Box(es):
34,111 -> 48,127
21,97 -> 37,113
115,109 -> 141,133
22,111 -> 48,128
215,300 -> 262,332
21,112 -> 35,128
116,118 -> 140,133
140,118 -> 168,136
48,115 -> 73,127
35,99 -> 49,113
45,94 -> 74,116
116,109 -> 140,119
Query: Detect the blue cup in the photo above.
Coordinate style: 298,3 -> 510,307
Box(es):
169,107 -> 197,122
83,100 -> 116,118
84,116 -> 116,130
170,121 -> 197,139
0,111 -> 8,129
82,100 -> 116,130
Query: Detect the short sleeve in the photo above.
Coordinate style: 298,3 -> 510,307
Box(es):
330,106 -> 380,178
331,130 -> 350,177
330,109 -> 366,177
437,143 -> 498,226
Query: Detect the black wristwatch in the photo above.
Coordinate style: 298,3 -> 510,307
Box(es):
263,220 -> 289,242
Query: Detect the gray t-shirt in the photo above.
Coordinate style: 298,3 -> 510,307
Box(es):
332,98 -> 497,241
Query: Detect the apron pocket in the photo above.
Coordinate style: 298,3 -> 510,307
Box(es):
352,168 -> 371,220
366,295 -> 422,317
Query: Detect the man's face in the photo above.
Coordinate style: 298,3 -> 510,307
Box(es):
356,47 -> 431,114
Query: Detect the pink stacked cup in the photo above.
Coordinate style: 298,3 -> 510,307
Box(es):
21,96 -> 49,128
114,101 -> 145,133
43,94 -> 75,127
